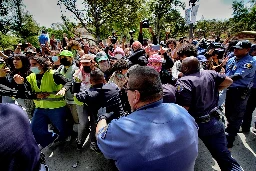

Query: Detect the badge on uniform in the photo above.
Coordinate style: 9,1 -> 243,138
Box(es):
244,63 -> 252,69
232,65 -> 237,71
176,85 -> 183,93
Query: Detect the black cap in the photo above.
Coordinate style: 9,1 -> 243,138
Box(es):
233,40 -> 251,49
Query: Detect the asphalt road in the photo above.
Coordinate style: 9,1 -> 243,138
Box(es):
43,111 -> 256,171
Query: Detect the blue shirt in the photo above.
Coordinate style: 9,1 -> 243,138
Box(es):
226,54 -> 256,88
97,100 -> 198,171
38,34 -> 48,45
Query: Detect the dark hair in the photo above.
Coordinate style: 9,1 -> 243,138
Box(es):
128,66 -> 163,102
177,44 -> 197,58
90,69 -> 105,84
29,56 -> 52,72
7,55 -> 30,76
112,59 -> 128,72
166,39 -> 177,48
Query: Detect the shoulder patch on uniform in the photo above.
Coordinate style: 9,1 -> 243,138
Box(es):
244,63 -> 252,69
176,85 -> 183,93
232,65 -> 237,71
98,126 -> 109,140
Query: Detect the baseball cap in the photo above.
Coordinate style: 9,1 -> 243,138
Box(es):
233,40 -> 251,49
59,50 -> 73,57
80,54 -> 93,63
95,51 -> 108,63
197,55 -> 208,62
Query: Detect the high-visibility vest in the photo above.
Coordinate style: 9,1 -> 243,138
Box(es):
26,70 -> 66,109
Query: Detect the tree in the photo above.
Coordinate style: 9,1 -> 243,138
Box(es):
148,0 -> 185,41
0,0 -> 23,34
57,0 -> 142,41
0,0 -> 40,46
0,32 -> 19,50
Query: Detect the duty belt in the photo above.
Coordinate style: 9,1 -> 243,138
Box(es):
195,108 -> 222,123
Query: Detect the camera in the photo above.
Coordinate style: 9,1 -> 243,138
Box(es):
110,36 -> 117,44
142,19 -> 150,28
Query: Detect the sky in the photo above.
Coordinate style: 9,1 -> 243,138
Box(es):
23,0 -> 241,28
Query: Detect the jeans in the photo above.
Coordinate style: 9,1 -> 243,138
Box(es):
31,106 -> 70,148
199,118 -> 242,170
77,105 -> 90,143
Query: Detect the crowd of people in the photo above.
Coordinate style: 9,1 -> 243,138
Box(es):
0,23 -> 256,171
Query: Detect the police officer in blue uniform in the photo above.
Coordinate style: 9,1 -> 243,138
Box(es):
175,56 -> 243,170
241,44 -> 256,132
225,40 -> 256,148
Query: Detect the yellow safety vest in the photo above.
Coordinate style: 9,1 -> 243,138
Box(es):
26,70 -> 66,109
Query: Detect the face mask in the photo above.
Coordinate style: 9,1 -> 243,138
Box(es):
83,66 -> 91,73
52,56 -> 59,62
30,66 -> 41,74
114,54 -> 123,59
99,61 -> 110,72
60,58 -> 71,66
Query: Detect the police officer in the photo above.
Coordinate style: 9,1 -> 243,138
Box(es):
241,44 -> 256,132
175,56 -> 243,170
225,40 -> 256,148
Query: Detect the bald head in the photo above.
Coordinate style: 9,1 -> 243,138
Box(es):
132,41 -> 142,51
181,57 -> 200,75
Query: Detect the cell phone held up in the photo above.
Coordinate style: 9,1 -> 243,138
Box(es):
151,45 -> 161,51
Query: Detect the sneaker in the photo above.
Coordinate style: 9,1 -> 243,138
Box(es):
90,142 -> 101,153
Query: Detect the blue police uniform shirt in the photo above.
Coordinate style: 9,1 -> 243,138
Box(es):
97,100 -> 198,171
226,54 -> 256,88
175,70 -> 226,118
197,47 -> 206,55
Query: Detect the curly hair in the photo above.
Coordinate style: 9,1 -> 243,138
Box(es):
112,59 -> 128,72
166,39 -> 177,48
67,40 -> 80,48
29,56 -> 52,72
177,44 -> 197,58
